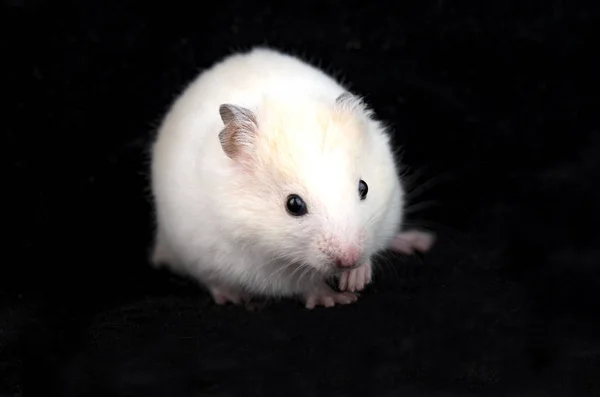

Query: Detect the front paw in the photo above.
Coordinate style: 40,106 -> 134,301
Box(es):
338,260 -> 372,292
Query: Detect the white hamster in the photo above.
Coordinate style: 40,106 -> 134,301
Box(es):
149,47 -> 435,309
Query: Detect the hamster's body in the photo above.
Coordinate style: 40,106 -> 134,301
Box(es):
150,47 -> 434,308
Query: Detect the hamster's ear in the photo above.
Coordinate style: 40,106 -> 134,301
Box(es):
334,92 -> 372,120
218,104 -> 259,161
335,92 -> 357,105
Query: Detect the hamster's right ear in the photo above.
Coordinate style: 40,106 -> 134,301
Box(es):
218,104 -> 259,161
334,91 -> 373,121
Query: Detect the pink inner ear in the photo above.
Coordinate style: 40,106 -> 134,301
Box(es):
389,230 -> 436,255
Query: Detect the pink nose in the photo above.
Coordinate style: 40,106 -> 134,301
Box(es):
333,247 -> 361,268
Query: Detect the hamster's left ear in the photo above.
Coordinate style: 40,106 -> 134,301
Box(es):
218,104 -> 259,162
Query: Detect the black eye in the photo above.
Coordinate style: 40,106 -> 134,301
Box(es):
358,180 -> 368,200
286,194 -> 308,216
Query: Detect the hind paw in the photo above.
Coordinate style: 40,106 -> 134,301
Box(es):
209,285 -> 252,306
389,230 -> 436,255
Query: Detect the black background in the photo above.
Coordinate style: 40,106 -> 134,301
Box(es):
2,1 -> 600,396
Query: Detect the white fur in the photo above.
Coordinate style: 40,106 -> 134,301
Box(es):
150,47 -> 405,300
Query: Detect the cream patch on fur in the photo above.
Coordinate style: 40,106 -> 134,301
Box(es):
249,98 -> 368,192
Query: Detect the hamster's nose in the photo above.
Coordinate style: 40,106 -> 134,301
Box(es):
333,247 -> 361,268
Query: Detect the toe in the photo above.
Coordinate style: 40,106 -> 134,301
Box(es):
335,292 -> 358,304
338,295 -> 352,304
339,272 -> 348,291
356,267 -> 366,291
348,269 -> 357,292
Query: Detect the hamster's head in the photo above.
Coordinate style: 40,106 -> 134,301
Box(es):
218,93 -> 403,275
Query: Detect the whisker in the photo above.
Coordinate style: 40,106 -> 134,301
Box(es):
292,263 -> 308,290
289,261 -> 309,281
375,252 -> 401,282
364,204 -> 388,228
399,167 -> 424,188
403,200 -> 441,214
266,260 -> 298,282
402,219 -> 466,247
257,249 -> 302,270
404,171 -> 454,201
296,265 -> 315,290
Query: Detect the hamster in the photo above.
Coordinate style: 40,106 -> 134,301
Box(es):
149,47 -> 435,309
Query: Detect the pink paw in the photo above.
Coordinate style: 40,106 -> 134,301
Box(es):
338,260 -> 372,292
389,230 -> 436,255
209,285 -> 252,306
304,283 -> 359,309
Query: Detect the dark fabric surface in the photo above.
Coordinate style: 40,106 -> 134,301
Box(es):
3,1 -> 600,396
